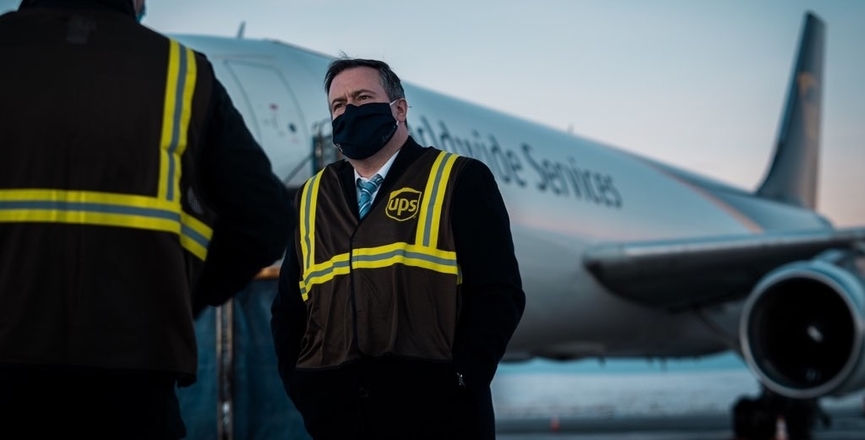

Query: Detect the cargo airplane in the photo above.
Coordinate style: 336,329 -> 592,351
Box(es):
181,7 -> 865,416
173,10 -> 865,429
4,1 -> 864,432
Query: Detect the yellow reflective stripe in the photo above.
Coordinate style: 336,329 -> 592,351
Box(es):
0,189 -> 180,231
180,211 -> 213,261
158,41 -> 197,202
352,243 -> 458,274
300,252 -> 351,301
299,243 -> 459,301
298,171 -> 325,301
415,152 -> 458,247
299,172 -> 325,275
0,209 -> 177,232
176,46 -> 197,161
158,40 -> 180,200
0,189 -> 212,260
0,189 -> 174,208
0,188 -> 211,234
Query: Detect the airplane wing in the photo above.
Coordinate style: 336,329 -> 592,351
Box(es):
583,228 -> 865,310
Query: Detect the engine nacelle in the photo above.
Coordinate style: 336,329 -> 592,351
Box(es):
740,258 -> 865,399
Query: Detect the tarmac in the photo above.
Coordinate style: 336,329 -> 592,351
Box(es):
496,406 -> 865,439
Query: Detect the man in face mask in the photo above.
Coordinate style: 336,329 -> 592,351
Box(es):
271,58 -> 526,440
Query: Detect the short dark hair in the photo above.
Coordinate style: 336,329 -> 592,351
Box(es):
324,57 -> 405,102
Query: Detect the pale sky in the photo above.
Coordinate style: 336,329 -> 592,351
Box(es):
2,0 -> 863,227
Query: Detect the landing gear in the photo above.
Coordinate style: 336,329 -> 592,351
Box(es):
732,387 -> 830,440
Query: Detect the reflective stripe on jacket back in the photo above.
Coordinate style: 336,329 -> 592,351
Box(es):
0,40 -> 211,259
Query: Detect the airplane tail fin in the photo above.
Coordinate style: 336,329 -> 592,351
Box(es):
755,12 -> 825,210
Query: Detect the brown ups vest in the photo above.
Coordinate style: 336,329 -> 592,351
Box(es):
296,149 -> 468,369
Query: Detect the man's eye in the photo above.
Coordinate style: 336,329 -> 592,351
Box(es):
358,95 -> 370,101
332,102 -> 344,111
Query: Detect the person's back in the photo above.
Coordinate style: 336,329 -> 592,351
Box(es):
0,1 -> 291,438
0,0 -> 212,379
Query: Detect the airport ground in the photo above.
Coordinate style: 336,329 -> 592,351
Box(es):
496,406 -> 865,439
490,363 -> 865,439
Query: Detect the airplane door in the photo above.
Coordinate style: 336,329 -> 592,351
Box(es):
222,60 -> 310,187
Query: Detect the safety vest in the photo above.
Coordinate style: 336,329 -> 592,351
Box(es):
0,39 -> 212,259
0,8 -> 215,378
296,148 -> 468,369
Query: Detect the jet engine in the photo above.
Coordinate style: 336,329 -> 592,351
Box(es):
740,257 -> 865,399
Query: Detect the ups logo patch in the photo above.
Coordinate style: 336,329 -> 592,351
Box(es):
386,188 -> 422,221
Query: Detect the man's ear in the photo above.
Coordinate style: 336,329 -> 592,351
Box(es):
396,98 -> 408,122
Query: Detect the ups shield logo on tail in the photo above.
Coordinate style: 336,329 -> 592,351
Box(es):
386,188 -> 422,222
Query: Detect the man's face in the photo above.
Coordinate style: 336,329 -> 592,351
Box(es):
328,67 -> 390,119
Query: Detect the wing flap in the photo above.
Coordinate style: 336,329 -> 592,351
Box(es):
583,228 -> 865,310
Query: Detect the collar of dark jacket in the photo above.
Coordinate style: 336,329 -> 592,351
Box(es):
389,136 -> 425,178
19,0 -> 135,17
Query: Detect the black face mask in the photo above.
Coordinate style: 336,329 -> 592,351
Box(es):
332,101 -> 398,160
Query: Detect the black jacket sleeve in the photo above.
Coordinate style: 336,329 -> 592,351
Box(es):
192,76 -> 292,312
270,189 -> 306,395
451,159 -> 526,389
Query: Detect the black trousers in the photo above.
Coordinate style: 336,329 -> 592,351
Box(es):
0,365 -> 187,440
287,360 -> 496,440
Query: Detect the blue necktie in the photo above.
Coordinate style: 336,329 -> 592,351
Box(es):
357,174 -> 384,219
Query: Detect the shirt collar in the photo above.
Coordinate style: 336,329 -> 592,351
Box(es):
354,149 -> 400,184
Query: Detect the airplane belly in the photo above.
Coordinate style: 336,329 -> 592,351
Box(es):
506,225 -> 733,359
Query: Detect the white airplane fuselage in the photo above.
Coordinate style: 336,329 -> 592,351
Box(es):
173,35 -> 829,362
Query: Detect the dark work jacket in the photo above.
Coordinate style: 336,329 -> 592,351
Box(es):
0,0 -> 291,383
271,137 -> 525,438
